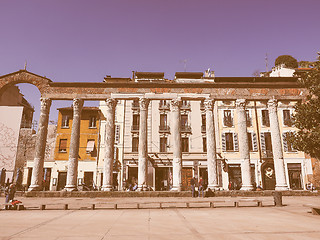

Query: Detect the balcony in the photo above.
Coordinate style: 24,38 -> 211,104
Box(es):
159,101 -> 170,110
131,125 -> 139,132
159,125 -> 170,133
181,102 -> 191,110
262,150 -> 273,159
201,125 -> 206,133
131,100 -> 139,110
181,125 -> 192,133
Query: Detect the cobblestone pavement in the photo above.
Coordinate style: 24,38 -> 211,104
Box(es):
0,196 -> 319,239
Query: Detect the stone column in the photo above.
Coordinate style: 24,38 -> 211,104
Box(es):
268,99 -> 289,191
137,97 -> 150,191
171,98 -> 182,191
102,98 -> 117,191
236,99 -> 254,191
204,99 -> 219,190
28,98 -> 51,191
65,98 -> 83,191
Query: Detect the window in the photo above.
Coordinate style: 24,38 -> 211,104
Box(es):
264,132 -> 272,151
283,132 -> 297,152
132,114 -> 140,130
132,137 -> 139,152
261,132 -> 273,157
222,133 -> 239,152
283,110 -> 292,126
182,137 -> 189,152
262,110 -> 270,127
61,115 -> 69,128
201,114 -> 206,132
248,133 -> 253,151
160,137 -> 167,152
181,114 -> 190,131
160,114 -> 167,127
89,116 -> 97,128
246,110 -> 252,127
203,137 -> 207,152
86,139 -> 95,154
223,110 -> 233,127
59,139 -> 67,152
225,133 -> 234,151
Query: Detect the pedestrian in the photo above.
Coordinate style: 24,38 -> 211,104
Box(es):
198,177 -> 204,198
190,177 -> 196,197
4,184 -> 15,210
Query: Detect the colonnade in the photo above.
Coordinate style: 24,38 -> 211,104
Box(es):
28,96 -> 289,192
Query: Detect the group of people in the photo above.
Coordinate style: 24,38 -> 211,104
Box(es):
190,177 -> 207,198
4,183 -> 16,210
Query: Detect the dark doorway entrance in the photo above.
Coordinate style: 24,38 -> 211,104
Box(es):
199,167 -> 208,186
43,168 -> 51,191
228,164 -> 241,190
182,167 -> 193,191
57,172 -> 67,191
84,171 -> 94,189
155,167 -> 172,191
288,163 -> 302,190
128,166 -> 138,185
261,162 -> 276,190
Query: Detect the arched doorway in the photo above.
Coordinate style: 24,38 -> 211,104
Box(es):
261,161 -> 276,190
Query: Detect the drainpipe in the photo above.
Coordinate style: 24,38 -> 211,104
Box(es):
254,101 -> 263,185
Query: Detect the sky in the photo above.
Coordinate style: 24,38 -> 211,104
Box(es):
0,0 -> 319,124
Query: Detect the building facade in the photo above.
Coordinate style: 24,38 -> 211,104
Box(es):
0,70 -> 313,191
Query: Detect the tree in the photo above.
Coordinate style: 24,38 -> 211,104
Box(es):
288,53 -> 320,159
275,55 -> 298,69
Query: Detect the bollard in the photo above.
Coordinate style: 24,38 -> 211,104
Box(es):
273,191 -> 283,207
41,205 -> 46,210
91,204 -> 95,210
64,204 -> 69,210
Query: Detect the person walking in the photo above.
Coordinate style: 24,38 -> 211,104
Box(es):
190,177 -> 196,197
198,177 -> 204,198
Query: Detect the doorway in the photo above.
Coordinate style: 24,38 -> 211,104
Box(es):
288,163 -> 302,190
127,166 -> 138,185
228,164 -> 241,190
261,162 -> 276,190
182,167 -> 193,191
57,172 -> 67,191
155,167 -> 172,191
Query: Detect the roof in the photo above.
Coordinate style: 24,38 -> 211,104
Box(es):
135,72 -> 164,79
103,77 -> 132,83
175,72 -> 203,79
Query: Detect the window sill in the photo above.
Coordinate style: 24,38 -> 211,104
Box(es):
61,126 -> 70,129
59,150 -> 67,153
89,127 -> 97,129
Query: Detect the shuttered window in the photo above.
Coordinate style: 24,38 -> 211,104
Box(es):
222,133 -> 238,152
59,139 -> 67,152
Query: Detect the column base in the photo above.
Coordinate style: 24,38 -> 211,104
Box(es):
208,185 -> 219,190
240,185 -> 254,191
275,185 -> 289,191
101,185 -> 113,191
170,186 -> 181,192
64,185 -> 78,192
28,184 -> 41,192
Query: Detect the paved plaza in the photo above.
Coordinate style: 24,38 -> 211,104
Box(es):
0,196 -> 320,239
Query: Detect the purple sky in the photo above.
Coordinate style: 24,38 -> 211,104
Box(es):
0,0 -> 319,123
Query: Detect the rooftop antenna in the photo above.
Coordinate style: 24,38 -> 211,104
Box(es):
265,53 -> 268,72
24,60 -> 27,70
180,59 -> 188,72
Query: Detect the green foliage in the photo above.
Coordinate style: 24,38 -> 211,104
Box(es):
288,54 -> 320,159
275,55 -> 298,69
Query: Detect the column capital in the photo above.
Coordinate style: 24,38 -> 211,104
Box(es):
139,97 -> 150,111
72,98 -> 84,112
267,98 -> 278,109
105,98 -> 117,110
171,98 -> 182,111
235,99 -> 246,110
204,99 -> 214,111
40,97 -> 51,112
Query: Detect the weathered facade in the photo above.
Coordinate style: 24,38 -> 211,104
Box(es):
0,70 -> 313,191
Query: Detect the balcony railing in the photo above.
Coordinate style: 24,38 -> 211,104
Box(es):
159,125 -> 170,133
181,102 -> 191,110
159,102 -> 170,110
262,150 -> 273,158
201,125 -> 206,133
181,125 -> 192,133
